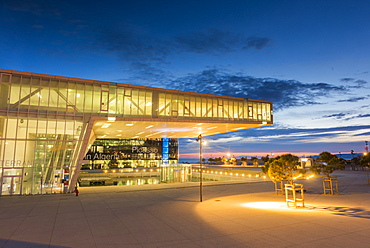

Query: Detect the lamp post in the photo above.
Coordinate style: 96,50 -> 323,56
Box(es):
196,134 -> 203,202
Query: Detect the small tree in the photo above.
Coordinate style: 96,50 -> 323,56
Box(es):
267,154 -> 301,184
230,157 -> 237,165
240,157 -> 247,166
221,156 -> 228,165
251,157 -> 259,167
310,151 -> 344,177
360,153 -> 370,169
261,155 -> 269,164
311,151 -> 345,195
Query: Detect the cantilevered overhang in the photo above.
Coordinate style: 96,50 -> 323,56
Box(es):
92,117 -> 272,139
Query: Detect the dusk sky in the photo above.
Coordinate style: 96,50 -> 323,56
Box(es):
1,0 -> 369,158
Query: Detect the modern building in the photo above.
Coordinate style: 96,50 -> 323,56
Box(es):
0,69 -> 273,196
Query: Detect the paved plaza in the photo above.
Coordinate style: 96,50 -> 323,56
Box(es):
0,170 -> 369,248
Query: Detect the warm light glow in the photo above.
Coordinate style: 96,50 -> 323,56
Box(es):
146,125 -> 154,129
306,174 -> 315,179
126,124 -> 134,126
107,117 -> 116,122
101,123 -> 111,128
293,174 -> 302,180
242,202 -> 287,210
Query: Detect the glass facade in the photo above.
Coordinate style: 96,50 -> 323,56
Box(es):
82,138 -> 178,169
0,69 -> 273,196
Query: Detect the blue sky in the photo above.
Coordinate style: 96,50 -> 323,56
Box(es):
1,0 -> 369,158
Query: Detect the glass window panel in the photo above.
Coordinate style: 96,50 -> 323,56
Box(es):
84,84 -> 93,113
178,95 -> 184,117
145,91 -> 152,116
93,85 -> 101,112
116,87 -> 124,115
76,83 -> 85,112
196,97 -> 201,117
131,89 -> 139,116
139,90 -> 146,115
9,76 -> 21,105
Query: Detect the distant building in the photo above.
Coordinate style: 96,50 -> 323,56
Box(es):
299,158 -> 314,169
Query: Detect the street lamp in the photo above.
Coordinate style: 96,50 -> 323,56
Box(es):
196,134 -> 203,202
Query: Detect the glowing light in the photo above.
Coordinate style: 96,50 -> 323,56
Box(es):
126,124 -> 134,126
101,123 -> 111,128
242,202 -> 287,209
306,174 -> 315,179
107,117 -> 116,122
293,174 -> 302,180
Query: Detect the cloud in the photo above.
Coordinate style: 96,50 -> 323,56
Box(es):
340,78 -> 355,82
4,0 -> 62,16
322,113 -> 349,119
95,27 -> 171,63
174,29 -> 270,54
337,97 -> 367,102
94,27 -> 270,60
345,114 -> 370,121
243,36 -> 271,50
354,79 -> 368,85
166,69 -> 346,110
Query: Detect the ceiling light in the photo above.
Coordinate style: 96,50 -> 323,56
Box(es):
126,124 -> 134,126
107,117 -> 116,122
231,127 -> 246,131
101,124 -> 111,128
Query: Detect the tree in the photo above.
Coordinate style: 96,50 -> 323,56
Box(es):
221,156 -> 228,165
310,151 -> 344,177
240,157 -> 247,166
261,155 -> 269,164
360,153 -> 370,168
266,154 -> 301,184
251,157 -> 259,167
230,157 -> 237,165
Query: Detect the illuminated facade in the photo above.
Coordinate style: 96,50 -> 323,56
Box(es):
0,69 -> 273,196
